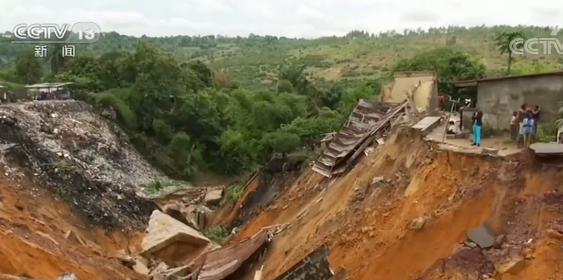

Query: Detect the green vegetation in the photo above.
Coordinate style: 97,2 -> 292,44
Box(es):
54,159 -> 74,172
204,226 -> 229,244
226,185 -> 245,202
0,25 -> 560,180
146,179 -> 176,194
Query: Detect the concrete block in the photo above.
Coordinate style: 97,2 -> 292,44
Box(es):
141,210 -> 210,258
467,222 -> 495,249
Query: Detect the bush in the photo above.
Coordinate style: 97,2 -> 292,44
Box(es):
204,226 -> 229,244
226,185 -> 245,202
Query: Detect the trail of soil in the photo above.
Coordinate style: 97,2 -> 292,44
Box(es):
0,168 -> 148,280
234,128 -> 563,280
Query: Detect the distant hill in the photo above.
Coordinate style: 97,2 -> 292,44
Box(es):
1,25 -> 562,89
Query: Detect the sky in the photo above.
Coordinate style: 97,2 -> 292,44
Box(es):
1,0 -> 562,38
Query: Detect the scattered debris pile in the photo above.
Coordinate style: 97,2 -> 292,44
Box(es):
273,245 -> 347,280
120,209 -> 281,280
158,187 -> 225,231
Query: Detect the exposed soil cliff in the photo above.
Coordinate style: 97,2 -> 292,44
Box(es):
232,127 -> 563,280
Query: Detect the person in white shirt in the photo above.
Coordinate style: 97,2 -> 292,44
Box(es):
447,120 -> 458,135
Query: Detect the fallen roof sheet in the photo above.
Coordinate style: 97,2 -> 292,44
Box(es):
529,143 -> 563,155
312,100 -> 407,177
196,229 -> 272,280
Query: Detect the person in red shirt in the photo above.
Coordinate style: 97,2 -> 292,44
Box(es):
438,94 -> 443,110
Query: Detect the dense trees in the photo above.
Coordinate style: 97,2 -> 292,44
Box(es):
391,48 -> 487,99
24,41 -> 357,179
0,25 -> 559,180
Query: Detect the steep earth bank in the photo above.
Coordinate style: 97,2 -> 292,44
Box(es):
0,100 -> 186,279
233,127 -> 563,280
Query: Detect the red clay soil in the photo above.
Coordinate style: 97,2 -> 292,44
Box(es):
0,169 -> 148,280
234,128 -> 563,280
210,173 -> 260,227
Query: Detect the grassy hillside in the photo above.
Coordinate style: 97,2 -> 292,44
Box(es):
1,25 -> 562,89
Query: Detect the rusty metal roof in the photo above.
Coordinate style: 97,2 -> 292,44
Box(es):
454,71 -> 563,88
312,100 -> 407,177
196,229 -> 272,280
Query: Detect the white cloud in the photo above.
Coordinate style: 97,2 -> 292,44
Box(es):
1,0 -> 561,38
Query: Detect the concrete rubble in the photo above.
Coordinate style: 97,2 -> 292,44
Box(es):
140,210 -> 212,266
467,222 -> 495,249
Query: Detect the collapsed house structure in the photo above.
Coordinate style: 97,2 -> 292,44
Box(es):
312,71 -> 438,177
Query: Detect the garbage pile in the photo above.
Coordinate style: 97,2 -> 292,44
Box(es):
0,100 -> 184,230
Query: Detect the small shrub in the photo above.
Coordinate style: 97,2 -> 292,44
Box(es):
54,160 -> 74,172
537,123 -> 557,143
146,179 -> 175,194
204,226 -> 229,244
226,185 -> 245,202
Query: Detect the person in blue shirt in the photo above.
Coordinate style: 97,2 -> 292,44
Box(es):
471,107 -> 483,147
522,111 -> 535,148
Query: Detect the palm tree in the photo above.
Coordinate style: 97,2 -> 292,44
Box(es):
45,44 -> 70,75
493,31 -> 526,75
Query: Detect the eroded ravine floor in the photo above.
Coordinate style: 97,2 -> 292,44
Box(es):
233,129 -> 563,280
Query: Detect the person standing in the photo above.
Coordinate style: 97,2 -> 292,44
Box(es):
471,107 -> 483,147
518,104 -> 527,123
532,105 -> 541,137
510,111 -> 519,141
523,111 -> 535,147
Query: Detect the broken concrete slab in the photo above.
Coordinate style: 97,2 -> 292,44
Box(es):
412,116 -> 442,135
140,210 -> 210,259
495,255 -> 526,275
150,262 -> 170,276
204,188 -> 223,206
467,222 -> 495,249
133,260 -> 150,275
481,148 -> 499,156
164,265 -> 191,278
